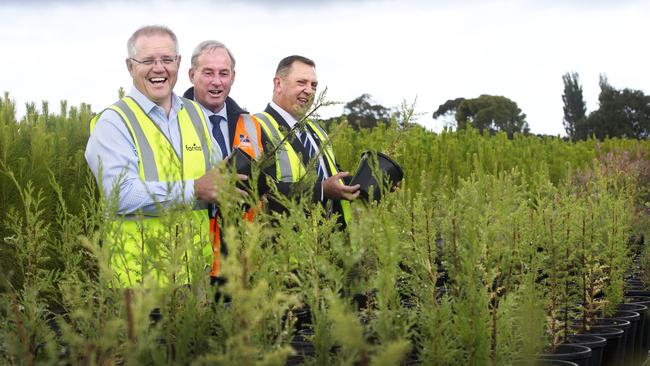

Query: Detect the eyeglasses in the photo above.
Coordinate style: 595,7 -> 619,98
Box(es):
129,55 -> 179,66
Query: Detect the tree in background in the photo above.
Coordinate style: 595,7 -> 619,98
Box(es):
584,75 -> 650,140
342,93 -> 392,130
433,95 -> 529,137
561,72 -> 587,141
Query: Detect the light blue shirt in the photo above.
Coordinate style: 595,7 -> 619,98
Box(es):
85,86 -> 220,215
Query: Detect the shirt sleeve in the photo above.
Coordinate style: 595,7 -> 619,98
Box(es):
84,109 -> 197,215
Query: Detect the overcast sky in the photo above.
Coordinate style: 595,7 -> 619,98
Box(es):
1,0 -> 648,136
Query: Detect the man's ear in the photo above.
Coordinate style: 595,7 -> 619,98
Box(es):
188,67 -> 195,83
126,58 -> 134,76
273,76 -> 282,95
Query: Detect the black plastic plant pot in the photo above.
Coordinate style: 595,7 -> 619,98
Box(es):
537,344 -> 592,366
611,310 -> 640,356
625,289 -> 650,297
589,321 -> 630,366
565,334 -> 606,366
581,327 -> 623,366
626,278 -> 644,286
286,329 -> 315,366
625,295 -> 650,307
625,279 -> 645,291
618,302 -> 648,354
533,361 -> 578,366
227,147 -> 253,191
282,305 -> 312,333
349,151 -> 403,203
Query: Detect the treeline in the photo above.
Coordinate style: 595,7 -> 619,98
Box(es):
333,74 -> 649,140
563,73 -> 650,141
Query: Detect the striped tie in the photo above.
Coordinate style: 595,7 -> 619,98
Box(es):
298,131 -> 325,181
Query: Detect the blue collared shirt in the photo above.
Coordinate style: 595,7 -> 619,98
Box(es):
85,86 -> 220,215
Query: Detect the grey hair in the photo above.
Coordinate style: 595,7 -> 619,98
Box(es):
190,40 -> 236,69
127,25 -> 179,58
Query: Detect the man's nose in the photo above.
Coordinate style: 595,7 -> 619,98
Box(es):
152,61 -> 166,72
210,75 -> 223,86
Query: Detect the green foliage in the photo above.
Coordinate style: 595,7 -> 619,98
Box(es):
569,73 -> 650,140
562,72 -> 587,141
342,93 -> 392,131
0,93 -> 648,365
433,95 -> 530,137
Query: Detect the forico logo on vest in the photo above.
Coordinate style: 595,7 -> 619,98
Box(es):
185,143 -> 202,152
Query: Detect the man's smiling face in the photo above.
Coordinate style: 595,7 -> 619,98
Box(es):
127,33 -> 179,106
189,47 -> 235,113
273,60 -> 317,118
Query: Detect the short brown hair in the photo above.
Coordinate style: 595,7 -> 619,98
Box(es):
275,55 -> 315,78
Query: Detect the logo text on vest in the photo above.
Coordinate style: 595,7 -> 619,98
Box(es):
238,134 -> 252,148
185,143 -> 202,152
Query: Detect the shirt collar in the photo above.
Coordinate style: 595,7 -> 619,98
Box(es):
129,86 -> 181,114
196,99 -> 228,122
270,101 -> 297,127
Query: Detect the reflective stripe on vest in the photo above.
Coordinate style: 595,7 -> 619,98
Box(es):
89,96 -> 213,286
254,112 -> 351,225
304,121 -> 351,225
254,112 -> 303,182
234,114 -> 263,158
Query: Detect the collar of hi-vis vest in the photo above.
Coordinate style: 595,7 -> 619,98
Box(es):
254,112 -> 304,182
106,96 -> 212,182
254,111 -> 341,182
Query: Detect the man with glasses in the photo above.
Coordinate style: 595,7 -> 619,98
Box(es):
85,25 -> 226,288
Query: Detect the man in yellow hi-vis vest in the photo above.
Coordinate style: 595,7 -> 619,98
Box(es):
255,55 -> 360,228
85,25 -> 228,288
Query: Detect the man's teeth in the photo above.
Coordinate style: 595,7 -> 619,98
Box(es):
150,77 -> 166,83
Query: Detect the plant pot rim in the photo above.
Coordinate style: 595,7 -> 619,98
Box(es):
582,326 -> 624,338
612,310 -> 641,321
537,344 -> 592,361
618,303 -> 648,311
566,334 -> 607,348
593,318 -> 631,327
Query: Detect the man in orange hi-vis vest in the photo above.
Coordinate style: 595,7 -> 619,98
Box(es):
183,40 -> 265,286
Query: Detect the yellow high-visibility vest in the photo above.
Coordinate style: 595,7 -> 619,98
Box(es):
90,96 -> 213,287
254,112 -> 351,225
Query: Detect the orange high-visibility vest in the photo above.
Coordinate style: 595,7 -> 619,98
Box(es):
210,114 -> 263,277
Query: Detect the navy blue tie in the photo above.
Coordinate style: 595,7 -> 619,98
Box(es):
209,115 -> 228,158
298,131 -> 325,181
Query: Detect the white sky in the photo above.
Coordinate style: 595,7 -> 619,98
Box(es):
1,0 -> 648,136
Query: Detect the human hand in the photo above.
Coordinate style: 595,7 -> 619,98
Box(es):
322,171 -> 360,201
194,169 -> 249,203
